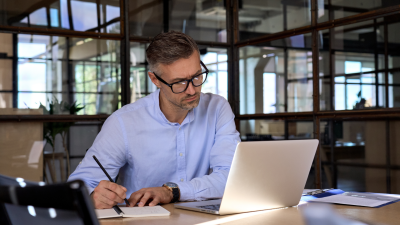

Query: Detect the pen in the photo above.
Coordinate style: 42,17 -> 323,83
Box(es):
92,155 -> 130,206
113,205 -> 124,215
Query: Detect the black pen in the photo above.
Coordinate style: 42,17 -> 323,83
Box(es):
92,155 -> 130,206
113,205 -> 124,215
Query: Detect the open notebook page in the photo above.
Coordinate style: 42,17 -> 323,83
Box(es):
95,206 -> 170,219
122,206 -> 170,217
95,208 -> 122,219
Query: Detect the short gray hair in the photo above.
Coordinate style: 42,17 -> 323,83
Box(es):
146,31 -> 199,74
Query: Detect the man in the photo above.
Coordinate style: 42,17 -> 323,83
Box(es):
68,31 -> 240,209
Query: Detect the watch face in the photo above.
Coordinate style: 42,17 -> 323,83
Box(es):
166,182 -> 178,188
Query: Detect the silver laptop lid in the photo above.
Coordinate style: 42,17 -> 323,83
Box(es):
219,140 -> 318,215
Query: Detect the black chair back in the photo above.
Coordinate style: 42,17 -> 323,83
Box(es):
0,174 -> 99,225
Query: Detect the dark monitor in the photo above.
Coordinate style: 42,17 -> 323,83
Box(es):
0,174 -> 99,225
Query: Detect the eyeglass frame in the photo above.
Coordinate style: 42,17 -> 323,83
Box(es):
151,61 -> 209,94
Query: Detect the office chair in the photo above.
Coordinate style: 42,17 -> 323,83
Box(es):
0,174 -> 99,225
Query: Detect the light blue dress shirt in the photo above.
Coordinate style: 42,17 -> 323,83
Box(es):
68,89 -> 240,201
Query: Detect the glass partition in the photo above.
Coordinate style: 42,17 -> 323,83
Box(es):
319,0 -> 400,23
130,42 -> 153,103
238,0 -> 311,40
200,47 -> 228,99
239,36 -> 313,115
318,20 -> 388,111
70,37 -> 121,114
0,33 -> 121,115
320,120 -> 400,193
0,0 -> 120,33
129,0 -> 227,42
128,0 -> 163,37
240,119 -> 313,141
240,119 -> 285,141
388,21 -> 400,108
318,18 -> 386,110
170,0 -> 227,42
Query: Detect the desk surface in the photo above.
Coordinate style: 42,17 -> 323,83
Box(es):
99,201 -> 400,225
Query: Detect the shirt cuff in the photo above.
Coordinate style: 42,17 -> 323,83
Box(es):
86,186 -> 95,195
177,181 -> 195,202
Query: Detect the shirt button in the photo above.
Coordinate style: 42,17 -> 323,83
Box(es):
179,127 -> 181,130
179,153 -> 183,156
180,179 -> 184,182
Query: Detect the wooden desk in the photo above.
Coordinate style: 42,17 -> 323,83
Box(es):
99,202 -> 400,225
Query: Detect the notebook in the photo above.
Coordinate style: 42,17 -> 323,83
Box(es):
308,192 -> 400,207
95,206 -> 170,219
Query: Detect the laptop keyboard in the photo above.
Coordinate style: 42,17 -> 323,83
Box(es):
197,204 -> 221,211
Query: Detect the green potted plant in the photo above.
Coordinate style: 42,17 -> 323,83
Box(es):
39,98 -> 85,180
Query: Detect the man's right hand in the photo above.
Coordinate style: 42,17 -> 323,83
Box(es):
91,180 -> 127,209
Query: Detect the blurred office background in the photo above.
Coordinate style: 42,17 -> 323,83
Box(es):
0,0 -> 399,194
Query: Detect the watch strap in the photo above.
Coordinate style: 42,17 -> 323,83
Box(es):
163,184 -> 180,203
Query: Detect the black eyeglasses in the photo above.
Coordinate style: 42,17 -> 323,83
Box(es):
152,61 -> 209,94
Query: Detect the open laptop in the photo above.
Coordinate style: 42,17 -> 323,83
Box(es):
174,139 -> 318,215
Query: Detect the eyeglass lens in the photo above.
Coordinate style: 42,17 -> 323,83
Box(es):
172,72 -> 207,93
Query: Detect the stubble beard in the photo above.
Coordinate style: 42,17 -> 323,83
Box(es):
179,93 -> 200,110
161,88 -> 201,111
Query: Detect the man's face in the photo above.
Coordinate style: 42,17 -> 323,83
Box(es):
151,52 -> 202,111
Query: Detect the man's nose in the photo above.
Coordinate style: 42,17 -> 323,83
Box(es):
185,81 -> 196,95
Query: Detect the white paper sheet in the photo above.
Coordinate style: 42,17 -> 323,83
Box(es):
95,206 -> 170,219
95,208 -> 122,219
121,206 -> 170,217
343,192 -> 400,201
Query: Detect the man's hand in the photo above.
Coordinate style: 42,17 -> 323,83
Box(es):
91,180 -> 127,209
128,187 -> 173,207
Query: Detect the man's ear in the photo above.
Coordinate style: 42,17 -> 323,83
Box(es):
148,71 -> 161,88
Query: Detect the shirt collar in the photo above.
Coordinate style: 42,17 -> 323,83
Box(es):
154,89 -> 196,125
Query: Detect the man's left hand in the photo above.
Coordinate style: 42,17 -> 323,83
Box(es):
127,187 -> 173,207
